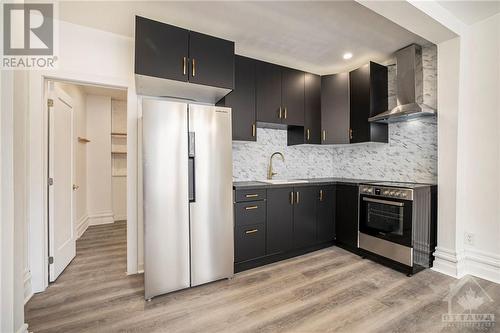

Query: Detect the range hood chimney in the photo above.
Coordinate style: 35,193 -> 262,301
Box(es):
369,44 -> 436,123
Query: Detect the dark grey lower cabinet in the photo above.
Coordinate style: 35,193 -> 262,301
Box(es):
317,186 -> 336,243
266,187 -> 294,254
235,224 -> 266,262
335,184 -> 359,251
293,187 -> 318,249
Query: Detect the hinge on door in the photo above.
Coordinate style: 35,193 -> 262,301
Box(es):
47,99 -> 54,107
48,256 -> 54,264
48,177 -> 54,186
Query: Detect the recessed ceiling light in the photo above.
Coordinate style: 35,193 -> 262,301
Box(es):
343,52 -> 353,60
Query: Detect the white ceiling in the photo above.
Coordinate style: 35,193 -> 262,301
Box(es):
437,1 -> 500,25
58,1 -> 430,75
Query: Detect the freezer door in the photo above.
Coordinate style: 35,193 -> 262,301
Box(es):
189,104 -> 234,286
142,98 -> 190,299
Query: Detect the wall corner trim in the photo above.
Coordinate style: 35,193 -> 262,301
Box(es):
76,214 -> 89,238
23,271 -> 33,305
432,247 -> 466,278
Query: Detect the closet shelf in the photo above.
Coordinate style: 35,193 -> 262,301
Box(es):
78,137 -> 91,143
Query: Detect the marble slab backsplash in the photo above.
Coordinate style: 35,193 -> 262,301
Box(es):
232,44 -> 437,184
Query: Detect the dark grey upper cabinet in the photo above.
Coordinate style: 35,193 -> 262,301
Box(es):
321,73 -> 349,144
288,73 -> 320,146
256,61 -> 282,124
135,16 -> 189,82
188,31 -> 234,89
217,55 -> 256,141
317,186 -> 335,243
266,187 -> 293,255
293,187 -> 317,249
304,73 -> 321,144
281,68 -> 305,126
135,16 -> 234,90
256,60 -> 305,126
349,62 -> 388,143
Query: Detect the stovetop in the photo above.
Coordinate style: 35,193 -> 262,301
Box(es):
362,181 -> 434,189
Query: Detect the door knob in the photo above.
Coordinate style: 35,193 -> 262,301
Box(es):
73,184 -> 80,191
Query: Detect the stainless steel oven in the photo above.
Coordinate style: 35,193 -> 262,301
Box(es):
358,184 -> 414,267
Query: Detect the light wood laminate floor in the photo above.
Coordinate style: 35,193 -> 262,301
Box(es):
26,221 -> 500,332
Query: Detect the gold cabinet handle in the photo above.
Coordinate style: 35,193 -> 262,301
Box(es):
290,191 -> 294,205
319,189 -> 323,201
296,191 -> 300,204
245,194 -> 258,198
183,57 -> 187,75
278,107 -> 282,119
192,58 -> 196,77
284,107 -> 287,119
306,129 -> 310,141
252,124 -> 256,137
245,229 -> 258,234
245,205 -> 258,210
349,128 -> 353,140
322,130 -> 326,142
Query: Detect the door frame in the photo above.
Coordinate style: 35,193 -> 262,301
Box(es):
29,72 -> 134,293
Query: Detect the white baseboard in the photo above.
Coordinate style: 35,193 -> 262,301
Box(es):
137,262 -> 144,274
433,246 -> 500,284
23,270 -> 33,304
114,214 -> 127,222
76,214 -> 89,238
463,248 -> 500,284
88,211 -> 114,226
16,323 -> 28,333
432,246 -> 466,278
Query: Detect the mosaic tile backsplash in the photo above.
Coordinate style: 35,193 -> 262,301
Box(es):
232,45 -> 437,184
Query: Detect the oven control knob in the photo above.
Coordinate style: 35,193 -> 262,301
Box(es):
383,190 -> 390,195
395,191 -> 401,197
389,191 -> 395,196
401,192 -> 407,198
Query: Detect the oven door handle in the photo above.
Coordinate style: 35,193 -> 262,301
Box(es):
363,197 -> 404,207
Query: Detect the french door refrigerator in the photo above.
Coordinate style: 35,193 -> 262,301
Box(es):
141,97 -> 234,300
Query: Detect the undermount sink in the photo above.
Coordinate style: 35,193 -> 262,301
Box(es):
259,179 -> 309,185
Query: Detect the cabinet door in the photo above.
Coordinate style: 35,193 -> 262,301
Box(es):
349,64 -> 371,143
235,224 -> 266,262
256,61 -> 282,124
304,73 -> 321,144
222,56 -> 256,141
282,68 -> 305,126
335,184 -> 359,251
321,73 -> 349,144
135,16 -> 189,82
266,188 -> 293,254
188,31 -> 234,89
293,187 -> 317,249
317,186 -> 335,243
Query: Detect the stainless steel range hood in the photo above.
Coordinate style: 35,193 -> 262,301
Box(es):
369,44 -> 436,123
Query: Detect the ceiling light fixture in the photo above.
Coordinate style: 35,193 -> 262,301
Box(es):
343,52 -> 353,60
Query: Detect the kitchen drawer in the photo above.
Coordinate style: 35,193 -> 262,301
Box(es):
235,189 -> 266,202
235,202 -> 266,226
235,224 -> 266,262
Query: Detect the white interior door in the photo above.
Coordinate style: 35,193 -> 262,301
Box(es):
48,83 -> 75,282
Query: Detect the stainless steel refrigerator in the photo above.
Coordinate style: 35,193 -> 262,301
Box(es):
141,97 -> 234,300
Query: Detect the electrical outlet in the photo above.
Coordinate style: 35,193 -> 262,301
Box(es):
465,232 -> 474,246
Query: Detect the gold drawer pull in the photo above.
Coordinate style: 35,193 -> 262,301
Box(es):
245,206 -> 258,210
245,229 -> 258,234
245,194 -> 258,198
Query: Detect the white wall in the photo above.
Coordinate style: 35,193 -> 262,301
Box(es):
86,95 -> 113,225
454,13 -> 500,281
55,82 -> 88,237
